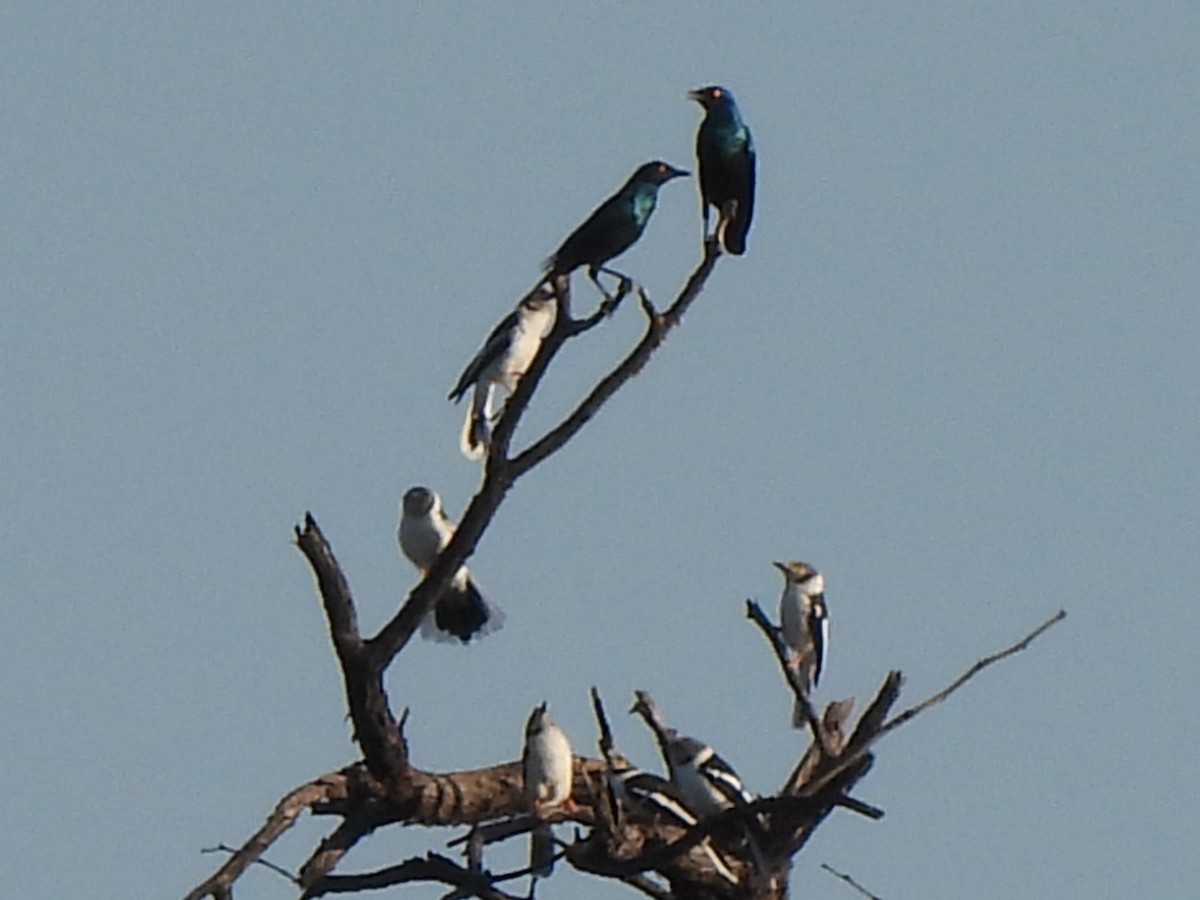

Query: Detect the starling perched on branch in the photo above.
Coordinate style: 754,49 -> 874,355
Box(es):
689,85 -> 756,255
545,160 -> 688,301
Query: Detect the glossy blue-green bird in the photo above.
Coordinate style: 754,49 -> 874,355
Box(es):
545,160 -> 689,300
689,86 -> 755,255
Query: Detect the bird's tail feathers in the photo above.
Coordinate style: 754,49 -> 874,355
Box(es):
420,578 -> 504,645
530,822 -> 556,877
459,405 -> 490,461
719,198 -> 751,255
792,697 -> 808,730
459,386 -> 496,462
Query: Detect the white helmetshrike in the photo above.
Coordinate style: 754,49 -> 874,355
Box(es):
663,732 -> 756,820
448,285 -> 556,461
522,702 -> 574,877
397,486 -> 502,644
774,560 -> 829,728
606,754 -> 737,883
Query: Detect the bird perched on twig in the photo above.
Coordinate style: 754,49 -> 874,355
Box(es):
545,160 -> 689,303
689,85 -> 756,255
396,487 -> 503,644
448,285 -> 556,461
605,753 -> 738,884
663,731 -> 757,820
774,560 -> 830,728
522,703 -> 575,877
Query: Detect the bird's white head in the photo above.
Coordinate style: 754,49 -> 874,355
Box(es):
773,560 -> 825,595
402,486 -> 438,518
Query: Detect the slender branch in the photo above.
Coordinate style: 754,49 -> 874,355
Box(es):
512,242 -> 721,476
745,600 -> 832,758
628,690 -> 674,774
590,686 -> 617,760
201,844 -> 298,885
183,774 -> 348,900
304,853 -> 522,900
822,862 -> 884,900
296,515 -> 406,778
879,609 -> 1067,736
805,611 -> 1066,801
298,801 -> 397,890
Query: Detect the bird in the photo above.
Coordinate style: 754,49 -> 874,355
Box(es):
448,285 -> 557,461
605,753 -> 738,884
396,487 -> 503,644
522,702 -> 575,877
689,85 -> 756,255
545,160 -> 689,301
663,731 -> 756,820
774,560 -> 830,728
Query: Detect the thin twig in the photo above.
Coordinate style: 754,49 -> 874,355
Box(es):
745,599 -> 832,757
880,609 -> 1067,735
183,775 -> 347,900
201,844 -> 298,884
303,853 -> 521,900
822,862 -> 884,899
628,690 -> 674,774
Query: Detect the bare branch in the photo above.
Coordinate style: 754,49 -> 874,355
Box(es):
201,844 -> 298,885
591,687 -> 617,760
879,609 -> 1067,736
183,774 -> 348,900
296,516 -> 407,778
821,862 -> 884,900
745,600 -> 832,758
628,690 -> 674,773
303,853 -> 523,900
512,242 -> 720,476
298,801 -> 397,890
803,611 -> 1066,802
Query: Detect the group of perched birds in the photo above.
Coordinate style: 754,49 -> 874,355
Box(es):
522,693 -> 774,881
393,87 -> 829,878
447,84 -> 756,462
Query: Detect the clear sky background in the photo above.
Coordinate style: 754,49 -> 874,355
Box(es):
3,3 -> 1197,898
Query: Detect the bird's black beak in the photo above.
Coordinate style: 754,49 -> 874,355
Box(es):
687,88 -> 704,103
772,561 -> 788,575
669,166 -> 690,180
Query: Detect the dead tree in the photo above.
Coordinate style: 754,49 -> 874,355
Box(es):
182,245 -> 1065,900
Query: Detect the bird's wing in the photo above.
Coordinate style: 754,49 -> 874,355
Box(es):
620,770 -> 697,825
721,138 -> 755,255
699,753 -> 755,806
448,311 -> 518,402
809,594 -> 829,688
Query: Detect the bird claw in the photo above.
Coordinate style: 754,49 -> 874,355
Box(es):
600,278 -> 633,317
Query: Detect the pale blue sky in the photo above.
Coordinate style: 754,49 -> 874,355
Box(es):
3,3 -> 1197,898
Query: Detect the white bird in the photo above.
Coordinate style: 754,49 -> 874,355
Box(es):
774,560 -> 830,728
663,732 -> 756,820
522,702 -> 574,877
397,486 -> 503,644
606,754 -> 738,884
449,285 -> 556,461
